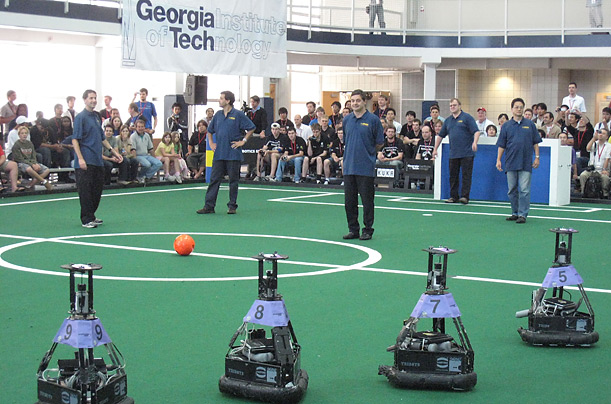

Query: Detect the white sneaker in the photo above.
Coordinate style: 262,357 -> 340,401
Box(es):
82,221 -> 98,229
253,176 -> 261,182
93,218 -> 104,225
137,177 -> 146,184
175,175 -> 182,184
324,179 -> 329,185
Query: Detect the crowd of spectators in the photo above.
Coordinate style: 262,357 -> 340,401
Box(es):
1,82 -> 609,198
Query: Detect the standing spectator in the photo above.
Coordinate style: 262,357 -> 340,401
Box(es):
385,108 -> 402,133
204,107 -> 215,125
63,96 -> 77,123
341,89 -> 384,241
246,95 -> 268,178
302,101 -> 316,125
423,104 -> 445,131
475,107 -> 495,134
373,94 -> 389,120
433,98 -> 481,204
132,88 -> 158,138
294,114 -> 312,143
49,104 -> 63,137
498,113 -> 509,129
366,0 -> 386,34
130,119 -> 162,183
562,82 -> 587,113
72,90 -> 123,228
167,102 -> 188,157
99,95 -> 113,120
0,90 -> 17,140
399,110 -> 417,139
197,90 -> 255,215
496,98 -> 542,224
329,101 -> 343,128
587,0 -> 603,28
535,103 -> 548,128
187,119 -> 208,179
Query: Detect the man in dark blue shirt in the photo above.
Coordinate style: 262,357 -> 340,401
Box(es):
72,89 -> 123,228
341,89 -> 385,240
496,97 -> 542,224
433,98 -> 481,204
197,91 -> 255,215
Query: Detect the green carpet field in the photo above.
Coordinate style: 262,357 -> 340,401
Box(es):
1,183 -> 609,403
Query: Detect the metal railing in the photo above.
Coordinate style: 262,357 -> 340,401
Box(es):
8,0 -> 610,45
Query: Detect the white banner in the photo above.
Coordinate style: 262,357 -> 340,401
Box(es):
121,0 -> 287,77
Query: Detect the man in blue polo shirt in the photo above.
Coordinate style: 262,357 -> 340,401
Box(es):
72,89 -> 123,228
341,89 -> 385,240
433,98 -> 481,204
197,91 -> 255,215
496,97 -> 542,224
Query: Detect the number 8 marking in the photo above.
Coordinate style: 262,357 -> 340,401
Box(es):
254,305 -> 265,320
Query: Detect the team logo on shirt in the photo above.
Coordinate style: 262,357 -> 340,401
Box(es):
361,123 -> 369,126
457,120 -> 463,123
229,117 -> 236,120
522,126 -> 529,129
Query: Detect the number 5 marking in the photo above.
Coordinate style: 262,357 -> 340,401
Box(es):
558,270 -> 567,283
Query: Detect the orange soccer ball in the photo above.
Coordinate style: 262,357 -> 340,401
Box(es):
174,234 -> 195,256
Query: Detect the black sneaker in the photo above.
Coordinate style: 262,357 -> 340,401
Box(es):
196,207 -> 215,214
343,232 -> 359,240
359,233 -> 372,240
516,216 -> 526,224
506,215 -> 519,221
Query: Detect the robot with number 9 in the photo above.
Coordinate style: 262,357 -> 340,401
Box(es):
219,253 -> 308,404
35,264 -> 134,404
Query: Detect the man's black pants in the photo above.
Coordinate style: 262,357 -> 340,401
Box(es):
449,156 -> 474,200
204,160 -> 241,210
344,174 -> 375,235
75,166 -> 104,224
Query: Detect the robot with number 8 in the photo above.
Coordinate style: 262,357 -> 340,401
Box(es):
219,253 -> 308,404
516,228 -> 599,346
35,264 -> 133,404
379,247 -> 477,391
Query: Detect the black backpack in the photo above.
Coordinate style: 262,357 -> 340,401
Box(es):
583,171 -> 603,199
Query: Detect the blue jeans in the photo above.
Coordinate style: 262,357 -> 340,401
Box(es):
276,156 -> 304,182
507,170 -> 532,218
136,155 -> 162,179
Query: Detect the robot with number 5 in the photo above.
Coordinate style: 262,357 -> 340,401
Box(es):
516,228 -> 599,346
219,253 -> 308,404
379,247 -> 477,391
36,264 -> 133,404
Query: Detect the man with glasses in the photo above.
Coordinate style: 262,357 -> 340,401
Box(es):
433,98 -> 481,204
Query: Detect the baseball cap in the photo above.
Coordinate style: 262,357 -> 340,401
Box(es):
271,122 -> 280,129
477,107 -> 486,112
16,116 -> 28,125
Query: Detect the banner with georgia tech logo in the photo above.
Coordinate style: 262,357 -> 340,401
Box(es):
121,0 -> 287,77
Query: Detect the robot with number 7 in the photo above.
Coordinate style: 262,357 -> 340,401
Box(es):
219,253 -> 308,404
35,264 -> 133,404
516,228 -> 599,346
379,247 -> 477,391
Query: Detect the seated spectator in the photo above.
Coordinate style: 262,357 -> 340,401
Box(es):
254,122 -> 286,181
309,106 -> 326,126
187,119 -> 207,179
402,118 -> 422,159
302,101 -> 316,125
0,144 -> 24,193
276,127 -> 306,183
399,110 -> 417,139
559,132 -> 578,187
323,126 -> 345,184
319,115 -> 336,141
276,107 -> 294,130
373,94 -> 389,120
116,124 -> 139,183
102,125 -> 131,185
8,103 -> 28,132
342,107 -> 351,119
130,118 -> 162,183
109,115 -> 123,137
30,118 -> 72,182
565,112 -> 594,174
5,116 -> 30,157
294,114 -> 312,142
49,104 -> 63,136
58,116 -> 73,142
423,104 -> 444,131
385,108 -> 402,133
594,107 -> 611,133
542,112 -> 561,138
329,101 -> 343,128
376,126 -> 404,169
302,123 -> 330,183
415,125 -> 435,160
204,107 -> 215,125
523,108 -> 534,121
579,128 -> 610,197
171,131 -> 189,182
155,132 -> 181,182
555,105 -> 569,132
485,124 -> 498,138
11,126 -> 52,191
433,120 -> 443,137
102,108 -> 121,129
